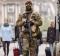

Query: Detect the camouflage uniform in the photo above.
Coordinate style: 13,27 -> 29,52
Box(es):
16,1 -> 42,56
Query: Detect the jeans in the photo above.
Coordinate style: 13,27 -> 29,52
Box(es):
18,38 -> 22,55
49,43 -> 54,56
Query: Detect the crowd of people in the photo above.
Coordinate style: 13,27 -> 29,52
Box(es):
0,1 -> 56,56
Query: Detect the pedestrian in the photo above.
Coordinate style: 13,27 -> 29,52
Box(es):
0,19 -> 14,56
15,20 -> 22,55
47,21 -> 56,56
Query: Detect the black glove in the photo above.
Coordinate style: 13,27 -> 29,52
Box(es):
30,21 -> 34,26
23,21 -> 34,28
23,22 -> 29,28
23,29 -> 30,34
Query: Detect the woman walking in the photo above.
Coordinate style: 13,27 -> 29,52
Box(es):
0,19 -> 14,56
47,21 -> 56,56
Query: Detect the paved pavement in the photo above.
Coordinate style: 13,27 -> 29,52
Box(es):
0,43 -> 48,56
38,44 -> 49,56
0,43 -> 14,56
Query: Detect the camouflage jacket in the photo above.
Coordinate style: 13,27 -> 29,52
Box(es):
16,12 -> 42,38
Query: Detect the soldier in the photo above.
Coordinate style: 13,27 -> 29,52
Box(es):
16,1 -> 42,56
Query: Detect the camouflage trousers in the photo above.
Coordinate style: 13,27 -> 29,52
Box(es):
22,37 -> 38,56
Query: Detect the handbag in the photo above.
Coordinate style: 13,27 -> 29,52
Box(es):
13,42 -> 20,56
45,44 -> 51,56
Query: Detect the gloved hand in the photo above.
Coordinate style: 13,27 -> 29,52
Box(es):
30,21 -> 34,26
23,29 -> 30,34
23,22 -> 29,28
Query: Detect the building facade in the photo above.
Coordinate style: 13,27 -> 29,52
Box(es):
0,0 -> 22,27
0,0 -> 57,30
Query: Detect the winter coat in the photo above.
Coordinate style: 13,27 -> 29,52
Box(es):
0,25 -> 14,41
47,27 -> 56,44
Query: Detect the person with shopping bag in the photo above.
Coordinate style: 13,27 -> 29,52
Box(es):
0,19 -> 14,56
15,21 -> 22,56
47,21 -> 56,56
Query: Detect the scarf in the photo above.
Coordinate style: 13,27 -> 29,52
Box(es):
4,24 -> 9,27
